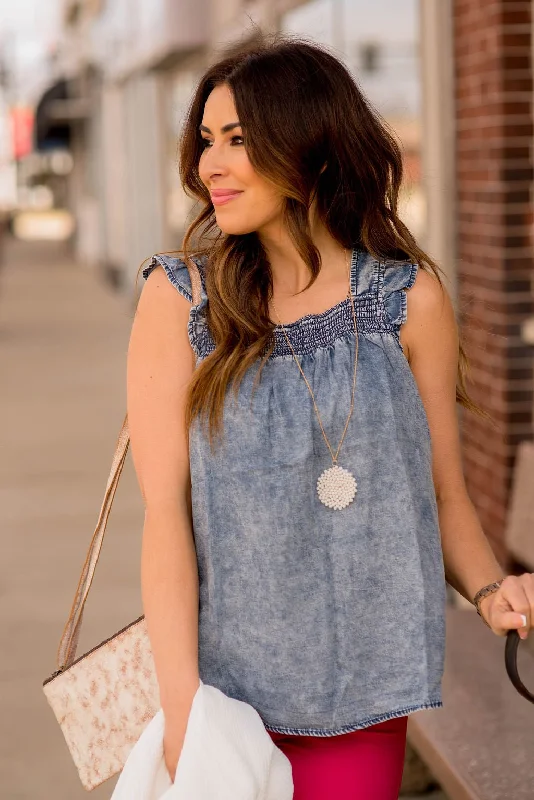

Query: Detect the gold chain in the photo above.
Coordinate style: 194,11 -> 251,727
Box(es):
271,249 -> 359,466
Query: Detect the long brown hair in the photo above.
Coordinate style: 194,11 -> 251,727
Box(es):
140,35 -> 487,446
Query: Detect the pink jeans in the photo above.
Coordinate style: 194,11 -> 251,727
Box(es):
267,715 -> 408,800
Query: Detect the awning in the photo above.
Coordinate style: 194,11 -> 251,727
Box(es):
34,78 -> 91,151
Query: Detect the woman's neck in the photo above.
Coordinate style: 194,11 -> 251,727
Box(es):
259,218 -> 348,297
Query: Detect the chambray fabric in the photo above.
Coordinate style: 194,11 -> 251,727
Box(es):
142,247 -> 446,736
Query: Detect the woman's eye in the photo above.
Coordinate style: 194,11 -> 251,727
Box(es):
200,135 -> 244,149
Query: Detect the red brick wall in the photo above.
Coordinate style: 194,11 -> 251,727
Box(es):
453,0 -> 534,567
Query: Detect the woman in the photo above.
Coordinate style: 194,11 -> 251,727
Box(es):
127,37 -> 533,800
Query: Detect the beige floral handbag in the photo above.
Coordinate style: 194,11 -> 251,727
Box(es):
42,257 -> 203,791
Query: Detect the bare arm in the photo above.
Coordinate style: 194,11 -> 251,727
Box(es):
399,269 -> 528,638
126,264 -> 199,776
399,269 -> 504,600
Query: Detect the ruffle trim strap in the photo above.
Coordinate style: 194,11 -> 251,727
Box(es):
380,260 -> 419,328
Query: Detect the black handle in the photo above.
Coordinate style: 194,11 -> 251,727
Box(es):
505,630 -> 534,704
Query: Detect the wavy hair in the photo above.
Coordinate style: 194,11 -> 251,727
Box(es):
138,35 -> 489,446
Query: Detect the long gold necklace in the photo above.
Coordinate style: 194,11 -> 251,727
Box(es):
271,249 -> 359,510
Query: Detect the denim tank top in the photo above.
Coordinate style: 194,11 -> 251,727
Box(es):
142,247 -> 446,735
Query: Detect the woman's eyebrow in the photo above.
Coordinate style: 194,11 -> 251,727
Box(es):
199,122 -> 243,134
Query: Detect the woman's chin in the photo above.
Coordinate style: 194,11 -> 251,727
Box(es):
214,217 -> 258,236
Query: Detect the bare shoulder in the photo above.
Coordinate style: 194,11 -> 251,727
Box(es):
133,262 -> 196,352
399,265 -> 458,367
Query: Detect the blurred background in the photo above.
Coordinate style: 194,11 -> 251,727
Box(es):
0,1 -> 533,799
0,0 -> 426,281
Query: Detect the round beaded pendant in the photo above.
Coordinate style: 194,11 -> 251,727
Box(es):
316,464 -> 357,510
272,249 -> 360,512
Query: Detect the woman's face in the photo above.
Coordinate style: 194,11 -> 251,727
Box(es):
198,84 -> 284,236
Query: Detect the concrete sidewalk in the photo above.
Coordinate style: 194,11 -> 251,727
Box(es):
0,238 -> 144,799
0,237 -> 446,799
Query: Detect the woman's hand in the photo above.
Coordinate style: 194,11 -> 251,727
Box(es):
479,573 -> 534,638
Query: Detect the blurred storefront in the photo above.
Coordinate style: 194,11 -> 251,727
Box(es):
33,0 -> 211,288
30,1 -> 354,292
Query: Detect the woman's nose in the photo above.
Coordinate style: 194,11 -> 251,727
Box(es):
199,144 -> 230,184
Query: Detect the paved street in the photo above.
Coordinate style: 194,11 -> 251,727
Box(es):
0,238 -> 144,799
0,237 -> 446,799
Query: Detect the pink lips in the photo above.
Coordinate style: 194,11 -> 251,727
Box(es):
211,189 -> 243,206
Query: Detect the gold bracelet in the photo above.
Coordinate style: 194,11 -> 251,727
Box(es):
472,579 -> 505,627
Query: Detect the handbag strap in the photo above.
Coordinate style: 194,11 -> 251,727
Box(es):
56,256 -> 203,671
505,629 -> 534,704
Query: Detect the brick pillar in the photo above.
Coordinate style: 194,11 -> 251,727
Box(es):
453,1 -> 534,567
